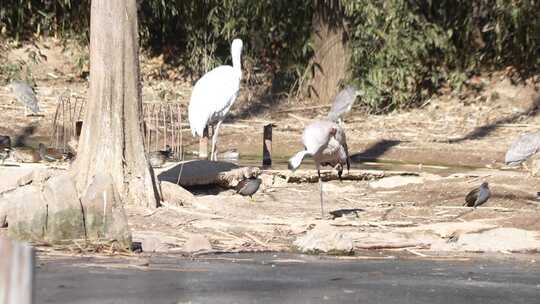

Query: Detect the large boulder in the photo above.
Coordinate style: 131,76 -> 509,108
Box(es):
294,222 -> 353,254
42,173 -> 86,241
159,181 -> 194,206
2,171 -> 131,248
4,185 -> 48,241
79,173 -> 131,247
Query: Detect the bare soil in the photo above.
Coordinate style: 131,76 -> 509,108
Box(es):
1,39 -> 540,257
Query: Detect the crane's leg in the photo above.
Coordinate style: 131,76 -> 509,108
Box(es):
210,120 -> 223,161
199,126 -> 209,159
336,164 -> 343,182
318,167 -> 324,218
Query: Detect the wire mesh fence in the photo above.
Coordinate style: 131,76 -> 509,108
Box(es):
50,90 -> 85,153
50,93 -> 184,160
142,102 -> 184,160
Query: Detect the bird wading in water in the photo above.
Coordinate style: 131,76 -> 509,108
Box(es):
188,39 -> 243,161
464,182 -> 491,208
288,120 -> 350,218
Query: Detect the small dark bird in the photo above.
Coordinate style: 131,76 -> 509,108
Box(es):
149,145 -> 173,168
464,182 -> 491,208
236,177 -> 262,199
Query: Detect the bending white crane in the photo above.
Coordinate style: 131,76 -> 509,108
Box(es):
188,39 -> 243,161
288,120 -> 350,217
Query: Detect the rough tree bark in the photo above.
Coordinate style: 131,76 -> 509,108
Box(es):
308,1 -> 350,104
74,0 -> 160,208
0,0 -> 157,246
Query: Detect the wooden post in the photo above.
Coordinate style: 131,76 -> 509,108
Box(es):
75,121 -> 83,138
263,123 -> 273,167
199,127 -> 209,159
0,237 -> 35,304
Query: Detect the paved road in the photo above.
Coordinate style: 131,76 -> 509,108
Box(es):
36,253 -> 540,304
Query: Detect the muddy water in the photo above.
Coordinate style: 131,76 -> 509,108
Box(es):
223,154 -> 483,178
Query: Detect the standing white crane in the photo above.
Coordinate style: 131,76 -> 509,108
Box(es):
188,39 -> 243,161
288,120 -> 350,217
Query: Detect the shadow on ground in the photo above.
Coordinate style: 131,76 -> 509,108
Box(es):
350,140 -> 402,163
446,94 -> 540,143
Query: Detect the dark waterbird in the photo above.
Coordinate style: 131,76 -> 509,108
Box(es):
464,182 -> 491,208
236,177 -> 262,199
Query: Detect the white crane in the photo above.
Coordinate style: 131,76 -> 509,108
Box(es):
288,120 -> 350,217
188,39 -> 243,161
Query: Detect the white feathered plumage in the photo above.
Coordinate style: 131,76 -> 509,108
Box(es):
188,39 -> 243,160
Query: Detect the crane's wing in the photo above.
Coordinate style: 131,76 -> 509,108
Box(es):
188,66 -> 240,137
327,85 -> 358,122
504,133 -> 540,165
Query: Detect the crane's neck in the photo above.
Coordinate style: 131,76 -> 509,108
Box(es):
232,50 -> 242,78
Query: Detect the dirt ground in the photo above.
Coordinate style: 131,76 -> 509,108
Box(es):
1,39 -> 540,257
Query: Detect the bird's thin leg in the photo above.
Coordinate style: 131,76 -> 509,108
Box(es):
318,167 -> 324,218
211,120 -> 223,161
336,164 -> 343,182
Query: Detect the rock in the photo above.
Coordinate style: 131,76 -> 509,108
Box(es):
432,228 -> 540,253
529,154 -> 540,177
4,185 -> 47,240
157,160 -> 259,188
350,231 -> 432,249
136,235 -> 169,253
159,181 -> 194,206
182,234 -> 212,253
369,175 -> 424,189
11,148 -> 41,163
259,173 -> 286,188
42,173 -> 86,241
294,222 -> 353,254
216,166 -> 261,188
16,167 -> 54,187
400,221 -> 498,239
79,173 -> 131,248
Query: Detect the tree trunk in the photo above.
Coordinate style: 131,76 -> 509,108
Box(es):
308,1 -> 350,104
74,0 -> 159,208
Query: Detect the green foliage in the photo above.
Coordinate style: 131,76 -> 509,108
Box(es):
343,0 -> 540,110
0,1 -> 538,111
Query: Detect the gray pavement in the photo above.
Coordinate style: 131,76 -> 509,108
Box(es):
36,253 -> 540,304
